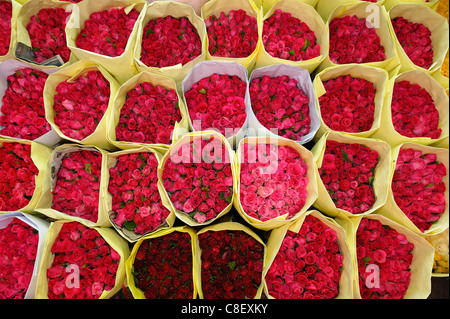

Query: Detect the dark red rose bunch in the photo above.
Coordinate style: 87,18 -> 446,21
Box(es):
0,218 -> 39,299
319,75 -> 376,133
392,147 -> 447,232
319,141 -> 379,214
392,17 -> 433,69
116,81 -> 182,145
140,16 -> 202,67
162,135 -> 233,224
391,80 -> 441,139
184,73 -> 247,138
249,75 -> 311,140
198,229 -> 264,299
265,215 -> 344,299
52,149 -> 102,223
240,143 -> 309,222
329,15 -> 386,64
133,231 -> 194,299
262,9 -> 320,61
0,142 -> 39,211
356,218 -> 414,299
26,7 -> 71,63
53,70 -> 110,141
46,221 -> 121,299
0,0 -> 12,56
205,9 -> 258,58
76,8 -> 140,57
0,68 -> 50,140
108,152 -> 171,235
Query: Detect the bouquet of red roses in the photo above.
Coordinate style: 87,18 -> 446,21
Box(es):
0,0 -> 12,57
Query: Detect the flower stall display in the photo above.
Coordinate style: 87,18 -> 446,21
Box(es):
264,210 -> 353,299
388,4 -> 449,74
311,131 -> 391,217
371,70 -> 449,147
105,147 -> 176,242
316,0 -> 386,22
126,227 -> 197,299
107,71 -> 189,153
379,143 -> 448,235
195,221 -> 266,299
158,131 -> 237,226
201,0 -> 262,70
35,220 -> 129,299
0,0 -> 20,62
313,64 -> 388,140
66,0 -> 146,83
425,228 -> 449,276
247,64 -> 320,144
0,212 -> 49,299
234,137 -> 318,230
350,214 -> 435,299
134,0 -> 207,86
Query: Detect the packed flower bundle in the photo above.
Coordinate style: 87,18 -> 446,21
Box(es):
75,8 -> 140,58
132,230 -> 194,299
0,218 -> 39,299
51,149 -> 102,223
249,75 -> 311,141
184,73 -> 247,138
319,140 -> 379,215
391,17 -> 433,70
140,16 -> 202,68
205,9 -> 258,58
318,74 -> 376,133
391,80 -> 442,139
161,134 -> 234,225
108,151 -> 171,236
265,215 -> 344,299
0,67 -> 50,140
198,227 -> 264,299
392,147 -> 447,232
26,7 -> 71,63
356,218 -> 415,299
52,70 -> 110,141
0,0 -> 12,56
45,221 -> 121,299
262,9 -> 321,62
0,141 -> 39,211
329,15 -> 386,64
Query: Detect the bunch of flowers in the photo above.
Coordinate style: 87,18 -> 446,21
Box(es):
108,152 -> 171,235
0,0 -> 12,56
51,149 -> 102,223
392,147 -> 447,232
265,215 -> 344,299
262,9 -> 320,61
198,229 -> 264,299
184,73 -> 247,138
0,142 -> 39,211
239,143 -> 309,222
249,75 -> 311,141
319,140 -> 379,214
0,218 -> 39,299
329,15 -> 386,64
140,16 -> 202,67
52,70 -> 110,141
115,82 -> 182,145
319,75 -> 376,133
356,218 -> 415,299
205,9 -> 258,58
161,135 -> 233,224
392,17 -> 433,69
26,7 -> 71,63
133,231 -> 194,299
391,80 -> 441,139
0,68 -> 50,140
46,221 -> 121,299
75,8 -> 140,57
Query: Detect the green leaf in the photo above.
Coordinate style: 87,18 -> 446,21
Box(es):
84,163 -> 92,174
226,195 -> 232,203
362,256 -> 372,267
301,38 -> 310,51
106,36 -> 111,43
30,72 -> 41,78
341,149 -> 351,163
146,28 -> 154,37
289,49 -> 295,56
368,176 -> 375,185
123,220 -> 136,231
199,88 -> 207,94
228,261 -> 236,270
